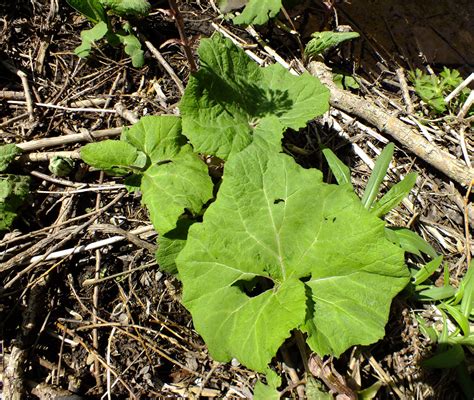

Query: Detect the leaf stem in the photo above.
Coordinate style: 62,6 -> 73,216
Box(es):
168,0 -> 197,73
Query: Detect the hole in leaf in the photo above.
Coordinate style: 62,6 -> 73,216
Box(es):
233,276 -> 275,298
273,198 -> 285,204
300,275 -> 311,283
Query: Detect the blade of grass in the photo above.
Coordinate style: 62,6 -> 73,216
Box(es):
361,143 -> 394,209
440,303 -> 470,336
413,255 -> 443,285
371,172 -> 417,217
321,147 -> 352,186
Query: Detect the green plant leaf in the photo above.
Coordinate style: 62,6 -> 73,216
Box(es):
253,369 -> 281,400
180,34 -> 329,159
177,137 -> 409,371
422,344 -> 465,369
142,153 -> 213,234
75,20 -> 109,58
0,175 -> 30,231
305,31 -> 360,58
412,255 -> 443,285
371,172 -> 417,217
155,219 -> 193,275
333,72 -> 360,90
306,376 -> 333,399
122,115 -> 185,164
439,303 -> 470,336
117,23 -> 144,67
385,227 -> 438,258
81,139 -> 141,175
66,0 -> 107,23
48,156 -> 75,177
459,267 -> 474,317
100,0 -> 150,17
361,143 -> 394,209
217,0 -> 247,13
321,147 -> 352,186
124,116 -> 213,234
418,286 -> 456,301
232,0 -> 282,25
0,144 -> 22,172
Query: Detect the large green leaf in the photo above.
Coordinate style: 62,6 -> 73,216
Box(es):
180,34 -> 329,159
0,144 -> 22,172
177,135 -> 409,372
233,0 -> 282,25
125,116 -> 214,234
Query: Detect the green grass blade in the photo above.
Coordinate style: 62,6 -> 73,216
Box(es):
458,266 -> 474,316
418,286 -> 456,301
413,255 -> 443,285
361,143 -> 394,209
321,147 -> 352,186
371,172 -> 417,217
440,303 -> 470,336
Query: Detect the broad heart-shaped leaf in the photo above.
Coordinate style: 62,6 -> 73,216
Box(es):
155,218 -> 193,275
180,34 -> 329,160
124,115 -> 214,234
233,0 -> 281,25
177,136 -> 409,372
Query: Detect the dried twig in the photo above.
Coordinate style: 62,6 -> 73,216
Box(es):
16,127 -> 122,152
395,67 -> 414,114
16,70 -> 35,121
143,39 -> 185,94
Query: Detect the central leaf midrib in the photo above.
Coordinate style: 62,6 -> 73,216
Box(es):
260,161 -> 286,280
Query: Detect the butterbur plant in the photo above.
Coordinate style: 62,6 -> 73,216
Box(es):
81,34 -> 421,397
66,0 -> 150,67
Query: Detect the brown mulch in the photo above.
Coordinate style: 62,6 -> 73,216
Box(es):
1,0 -> 472,399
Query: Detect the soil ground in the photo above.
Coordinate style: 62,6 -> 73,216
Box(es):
0,1 -> 473,399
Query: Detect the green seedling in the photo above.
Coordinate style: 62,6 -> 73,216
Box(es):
305,31 -> 360,59
66,0 -> 149,67
409,67 -> 472,115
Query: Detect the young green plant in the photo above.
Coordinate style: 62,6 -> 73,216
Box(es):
66,0 -> 149,67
